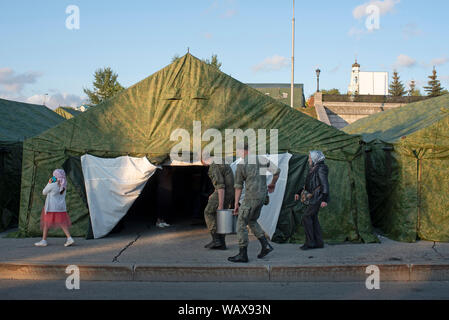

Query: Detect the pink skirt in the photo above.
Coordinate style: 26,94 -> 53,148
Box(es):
40,208 -> 72,230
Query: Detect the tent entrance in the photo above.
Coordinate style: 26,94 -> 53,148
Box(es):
111,165 -> 214,235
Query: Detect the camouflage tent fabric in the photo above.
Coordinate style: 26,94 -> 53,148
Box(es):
344,94 -> 449,242
55,107 -> 81,120
18,54 -> 378,243
0,98 -> 64,231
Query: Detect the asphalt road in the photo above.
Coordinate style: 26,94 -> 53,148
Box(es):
1,280 -> 449,300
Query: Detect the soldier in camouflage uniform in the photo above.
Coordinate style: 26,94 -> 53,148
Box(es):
228,144 -> 281,263
201,155 -> 235,250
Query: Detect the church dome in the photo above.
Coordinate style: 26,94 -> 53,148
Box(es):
352,60 -> 360,68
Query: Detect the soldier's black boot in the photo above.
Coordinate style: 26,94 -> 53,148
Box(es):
205,233 -> 218,249
228,247 -> 248,263
257,236 -> 274,259
211,234 -> 227,250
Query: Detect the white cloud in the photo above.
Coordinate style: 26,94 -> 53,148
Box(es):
203,0 -> 238,19
430,57 -> 449,67
0,68 -> 42,94
394,54 -> 416,68
26,93 -> 86,110
252,55 -> 290,73
353,0 -> 400,19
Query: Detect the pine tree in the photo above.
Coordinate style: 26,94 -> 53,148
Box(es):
408,80 -> 422,96
424,67 -> 445,97
83,67 -> 125,105
203,54 -> 222,70
389,71 -> 406,96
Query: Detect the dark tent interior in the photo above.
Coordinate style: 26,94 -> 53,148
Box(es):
111,166 -> 214,235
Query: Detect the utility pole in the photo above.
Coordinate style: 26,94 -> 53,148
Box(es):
291,0 -> 295,108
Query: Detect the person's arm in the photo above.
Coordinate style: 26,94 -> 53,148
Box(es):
233,189 -> 242,215
211,165 -> 226,210
318,165 -> 330,207
233,165 -> 244,215
267,159 -> 281,193
42,181 -> 54,196
217,189 -> 225,210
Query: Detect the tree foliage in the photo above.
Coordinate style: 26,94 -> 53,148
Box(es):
408,80 -> 422,96
203,54 -> 222,70
389,71 -> 406,97
84,67 -> 125,105
320,88 -> 341,95
424,67 -> 445,97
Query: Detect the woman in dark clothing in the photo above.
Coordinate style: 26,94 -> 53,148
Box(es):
294,151 -> 330,250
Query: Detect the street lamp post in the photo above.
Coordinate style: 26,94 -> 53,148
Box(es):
291,0 -> 295,108
316,68 -> 321,92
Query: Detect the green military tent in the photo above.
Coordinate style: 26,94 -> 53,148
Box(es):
0,98 -> 64,231
18,53 -> 378,244
55,107 -> 82,119
344,94 -> 449,242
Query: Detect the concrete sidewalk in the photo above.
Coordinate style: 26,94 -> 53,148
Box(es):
1,223 -> 448,282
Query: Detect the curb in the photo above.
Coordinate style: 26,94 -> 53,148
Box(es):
1,262 -> 449,282
0,263 -> 133,281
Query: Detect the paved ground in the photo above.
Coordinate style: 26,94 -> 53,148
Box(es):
1,280 -> 449,300
1,222 -> 448,267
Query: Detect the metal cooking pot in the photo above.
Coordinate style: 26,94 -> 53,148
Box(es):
216,209 -> 237,234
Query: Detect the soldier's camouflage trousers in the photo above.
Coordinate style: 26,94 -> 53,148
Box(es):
236,199 -> 265,247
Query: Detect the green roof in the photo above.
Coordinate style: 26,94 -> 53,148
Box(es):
0,98 -> 65,143
24,54 -> 359,159
343,94 -> 449,145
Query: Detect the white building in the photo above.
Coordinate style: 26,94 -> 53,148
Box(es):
74,105 -> 89,112
348,60 -> 389,95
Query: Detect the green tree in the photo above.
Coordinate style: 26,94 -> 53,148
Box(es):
171,54 -> 181,63
321,89 -> 341,95
84,67 -> 125,105
203,54 -> 222,70
424,67 -> 445,97
389,71 -> 406,96
408,80 -> 422,96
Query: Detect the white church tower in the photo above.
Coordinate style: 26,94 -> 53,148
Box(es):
347,59 -> 389,96
348,59 -> 360,95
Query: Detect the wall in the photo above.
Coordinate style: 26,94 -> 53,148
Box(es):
314,93 -> 430,129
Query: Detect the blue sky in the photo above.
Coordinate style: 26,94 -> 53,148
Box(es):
0,0 -> 448,108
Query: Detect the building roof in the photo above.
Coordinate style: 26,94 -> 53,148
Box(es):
352,59 -> 360,68
0,98 -> 64,143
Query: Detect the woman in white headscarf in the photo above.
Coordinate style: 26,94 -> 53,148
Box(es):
294,151 -> 330,250
34,169 -> 74,247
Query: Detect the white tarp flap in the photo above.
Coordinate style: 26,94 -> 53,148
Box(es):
230,153 -> 292,239
81,154 -> 158,239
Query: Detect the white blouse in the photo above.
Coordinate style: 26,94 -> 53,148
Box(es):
43,182 -> 67,213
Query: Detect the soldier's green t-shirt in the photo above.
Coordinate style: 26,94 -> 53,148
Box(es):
234,155 -> 281,201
